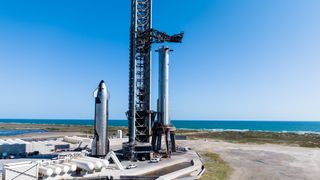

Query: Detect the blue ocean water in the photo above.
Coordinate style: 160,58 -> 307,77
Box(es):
0,129 -> 47,136
1,119 -> 320,135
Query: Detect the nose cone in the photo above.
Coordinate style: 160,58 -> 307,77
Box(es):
99,80 -> 105,88
99,80 -> 104,86
98,80 -> 107,90
94,80 -> 108,98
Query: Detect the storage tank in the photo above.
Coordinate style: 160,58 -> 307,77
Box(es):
116,130 -> 123,139
71,159 -> 94,171
47,165 -> 62,175
62,163 -> 77,172
38,166 -> 53,176
54,164 -> 70,173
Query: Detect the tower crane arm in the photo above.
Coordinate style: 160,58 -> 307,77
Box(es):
150,29 -> 184,43
138,29 -> 184,52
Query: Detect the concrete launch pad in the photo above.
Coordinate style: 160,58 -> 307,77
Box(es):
0,136 -> 204,180
79,150 -> 203,180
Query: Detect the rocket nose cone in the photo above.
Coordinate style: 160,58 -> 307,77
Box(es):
98,80 -> 107,90
98,80 -> 107,94
94,80 -> 107,97
99,80 -> 105,87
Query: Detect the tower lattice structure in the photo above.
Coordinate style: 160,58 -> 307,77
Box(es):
126,0 -> 183,159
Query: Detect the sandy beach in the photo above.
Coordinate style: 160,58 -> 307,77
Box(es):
178,139 -> 320,180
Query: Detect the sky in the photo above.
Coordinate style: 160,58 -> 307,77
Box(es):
0,0 -> 320,120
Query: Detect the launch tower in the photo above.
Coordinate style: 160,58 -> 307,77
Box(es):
123,0 -> 183,160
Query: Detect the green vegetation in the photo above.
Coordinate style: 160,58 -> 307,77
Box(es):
200,152 -> 232,180
177,130 -> 320,148
0,123 -> 128,137
1,123 -> 320,148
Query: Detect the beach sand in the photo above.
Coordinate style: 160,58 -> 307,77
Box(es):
178,139 -> 320,180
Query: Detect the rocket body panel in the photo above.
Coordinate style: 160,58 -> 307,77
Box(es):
158,46 -> 171,126
92,80 -> 109,157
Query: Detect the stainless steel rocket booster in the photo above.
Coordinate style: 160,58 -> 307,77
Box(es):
158,46 -> 171,126
92,80 -> 109,157
151,46 -> 176,156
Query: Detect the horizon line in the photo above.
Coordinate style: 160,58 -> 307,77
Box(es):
1,118 -> 320,122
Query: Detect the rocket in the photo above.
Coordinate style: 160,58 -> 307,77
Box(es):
92,80 -> 109,157
158,46 -> 171,126
152,46 -> 176,155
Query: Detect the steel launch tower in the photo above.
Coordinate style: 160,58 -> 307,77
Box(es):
123,0 -> 183,160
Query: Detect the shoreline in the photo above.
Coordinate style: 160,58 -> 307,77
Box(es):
1,120 -> 320,134
1,123 -> 320,179
1,123 -> 320,148
1,122 -> 320,135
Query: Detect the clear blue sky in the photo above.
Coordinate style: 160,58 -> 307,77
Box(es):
0,0 -> 320,120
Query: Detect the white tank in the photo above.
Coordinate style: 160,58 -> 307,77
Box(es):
54,164 -> 70,173
39,166 -> 53,176
63,136 -> 81,144
62,163 -> 77,172
71,159 -> 94,171
117,130 -> 123,139
84,156 -> 110,168
80,157 -> 103,169
47,165 -> 62,175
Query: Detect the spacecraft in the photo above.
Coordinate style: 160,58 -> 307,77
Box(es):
92,80 -> 109,157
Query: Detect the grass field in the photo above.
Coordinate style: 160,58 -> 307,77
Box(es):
177,130 -> 320,148
200,152 -> 232,180
0,123 -> 127,137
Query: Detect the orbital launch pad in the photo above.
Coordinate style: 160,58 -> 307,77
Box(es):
0,1 -> 206,179
81,0 -> 183,162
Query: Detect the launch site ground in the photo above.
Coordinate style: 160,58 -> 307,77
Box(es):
0,131 -> 204,179
2,123 -> 320,179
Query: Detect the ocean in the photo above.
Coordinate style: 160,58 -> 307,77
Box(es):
1,119 -> 320,135
0,129 -> 47,136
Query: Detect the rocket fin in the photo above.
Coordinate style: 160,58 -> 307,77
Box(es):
93,88 -> 98,98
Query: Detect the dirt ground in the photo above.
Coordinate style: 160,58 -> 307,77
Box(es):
178,139 -> 320,180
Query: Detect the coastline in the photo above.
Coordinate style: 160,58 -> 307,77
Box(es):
1,119 -> 320,134
1,123 -> 320,179
1,123 -> 320,148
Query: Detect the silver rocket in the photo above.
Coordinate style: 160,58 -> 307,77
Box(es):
158,46 -> 171,126
92,80 -> 109,157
